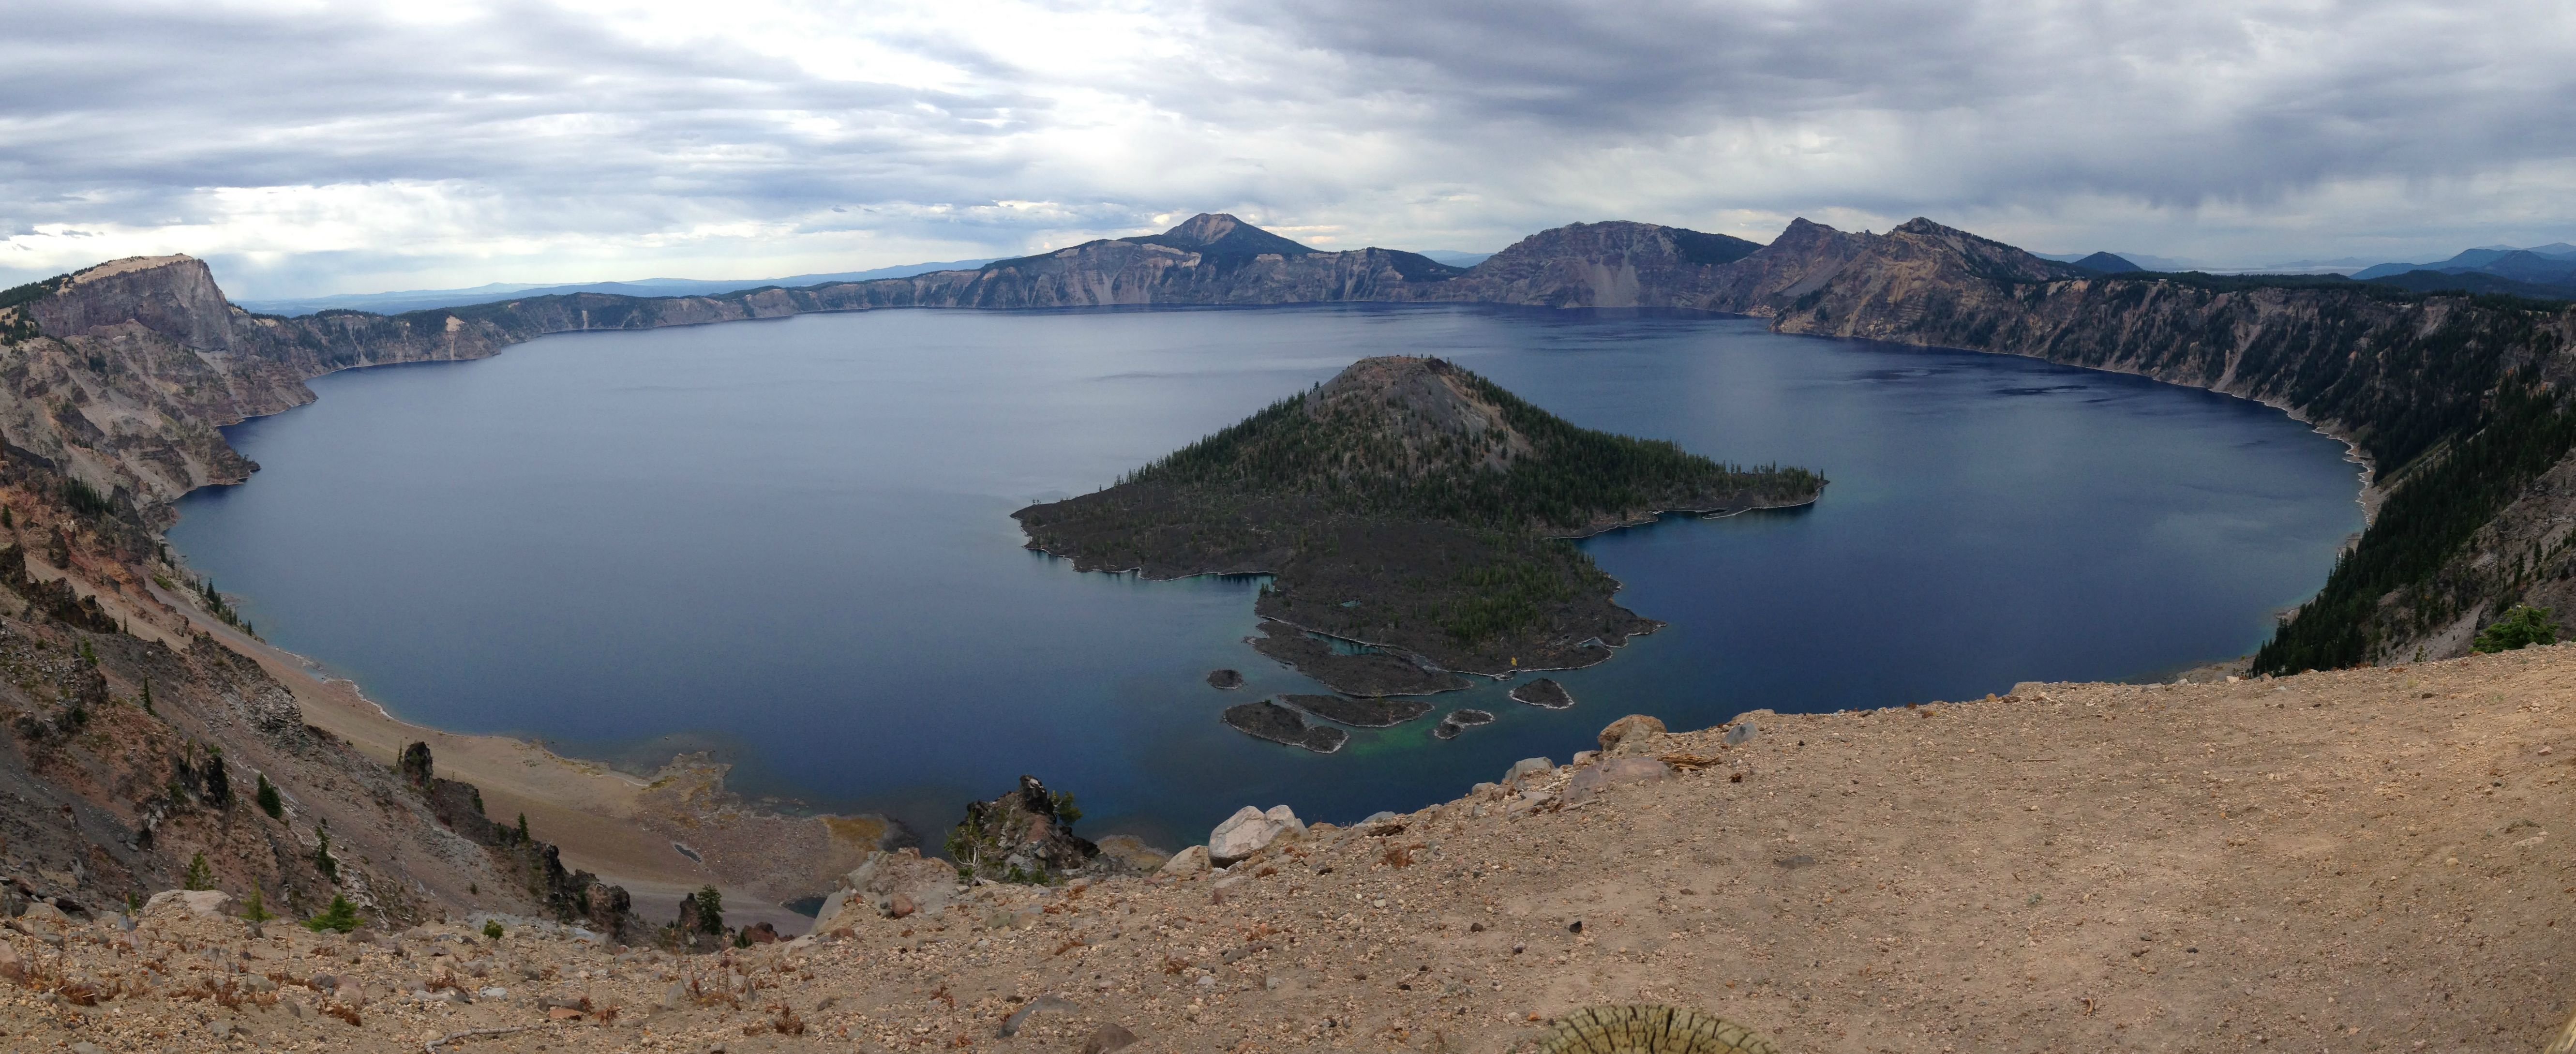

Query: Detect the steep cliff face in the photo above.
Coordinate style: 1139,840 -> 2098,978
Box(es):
1697,217 -> 2576,667
0,262 -> 657,932
0,477 -> 599,932
3,257 -> 306,514
1424,220 -> 1765,308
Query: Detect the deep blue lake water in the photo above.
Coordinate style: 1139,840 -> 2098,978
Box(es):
168,305 -> 2363,855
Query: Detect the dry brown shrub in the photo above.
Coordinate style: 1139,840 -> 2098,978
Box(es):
1381,845 -> 1416,869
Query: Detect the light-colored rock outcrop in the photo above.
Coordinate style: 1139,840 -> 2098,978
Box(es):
1207,804 -> 1304,865
808,848 -> 961,934
141,889 -> 230,917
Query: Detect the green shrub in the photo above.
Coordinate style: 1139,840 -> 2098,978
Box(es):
255,774 -> 283,818
303,894 -> 360,934
182,852 -> 213,891
2474,604 -> 2558,653
243,888 -> 274,922
694,885 -> 725,934
482,919 -> 505,941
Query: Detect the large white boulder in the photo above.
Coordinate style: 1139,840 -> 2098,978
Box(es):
1208,804 -> 1304,866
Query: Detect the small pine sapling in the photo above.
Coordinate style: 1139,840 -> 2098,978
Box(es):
303,894 -> 359,934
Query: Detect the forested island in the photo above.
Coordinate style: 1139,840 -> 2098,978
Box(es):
1013,356 -> 1825,706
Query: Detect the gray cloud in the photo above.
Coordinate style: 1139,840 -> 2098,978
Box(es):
2,0 -> 2573,296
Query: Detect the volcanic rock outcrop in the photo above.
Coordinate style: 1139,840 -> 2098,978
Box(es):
943,774 -> 1102,884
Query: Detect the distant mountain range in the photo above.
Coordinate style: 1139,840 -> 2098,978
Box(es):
2034,250 -> 2194,272
1417,250 -> 1492,268
231,259 -> 997,316
2351,243 -> 2576,280
234,245 -> 1499,319
2340,243 -> 2576,301
2030,242 -> 2576,300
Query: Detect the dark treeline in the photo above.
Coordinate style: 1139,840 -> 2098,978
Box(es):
2254,377 -> 2576,674
1126,362 -> 1822,532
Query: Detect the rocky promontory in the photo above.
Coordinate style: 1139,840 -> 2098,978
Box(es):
1016,356 -> 1825,703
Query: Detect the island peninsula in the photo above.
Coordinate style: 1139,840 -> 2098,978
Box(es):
1013,356 -> 1825,705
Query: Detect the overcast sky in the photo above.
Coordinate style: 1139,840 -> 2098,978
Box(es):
5,0 -> 2574,297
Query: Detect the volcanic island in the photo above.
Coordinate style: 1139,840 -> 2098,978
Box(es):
1014,356 -> 1824,751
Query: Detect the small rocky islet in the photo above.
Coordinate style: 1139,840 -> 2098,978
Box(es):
1205,668 -> 1245,689
1510,677 -> 1576,709
1432,708 -> 1496,739
1219,699 -> 1348,753
1281,693 -> 1435,728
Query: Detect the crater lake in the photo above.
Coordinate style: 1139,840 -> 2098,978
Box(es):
167,305 -> 2364,852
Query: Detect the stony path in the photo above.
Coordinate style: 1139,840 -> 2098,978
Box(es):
8,644 -> 2576,1052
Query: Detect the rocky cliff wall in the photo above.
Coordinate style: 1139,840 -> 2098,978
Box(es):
1700,218 -> 2576,665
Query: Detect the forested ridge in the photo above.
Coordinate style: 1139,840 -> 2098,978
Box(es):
1125,361 -> 1822,534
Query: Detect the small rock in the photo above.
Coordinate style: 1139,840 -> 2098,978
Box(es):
1597,714 -> 1667,753
548,1006 -> 584,1021
742,921 -> 781,943
884,894 -> 917,919
1723,721 -> 1757,746
482,986 -> 510,1000
999,994 -> 1076,1038
1561,756 -> 1674,805
1360,810 -> 1400,827
1081,1023 -> 1140,1054
1159,845 -> 1212,877
71,1043 -> 105,1054
1502,757 -> 1553,786
208,1021 -> 236,1040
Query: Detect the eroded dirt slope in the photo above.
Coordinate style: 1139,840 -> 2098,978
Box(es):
10,644 -> 2576,1052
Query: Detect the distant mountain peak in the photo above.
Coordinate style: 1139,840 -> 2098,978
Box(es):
1160,213 -> 1248,245
1138,213 -> 1315,257
2070,252 -> 2144,274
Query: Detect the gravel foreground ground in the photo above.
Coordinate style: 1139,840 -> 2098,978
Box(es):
7,645 -> 2575,1053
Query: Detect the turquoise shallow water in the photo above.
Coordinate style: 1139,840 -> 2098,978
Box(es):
166,305 -> 2363,853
